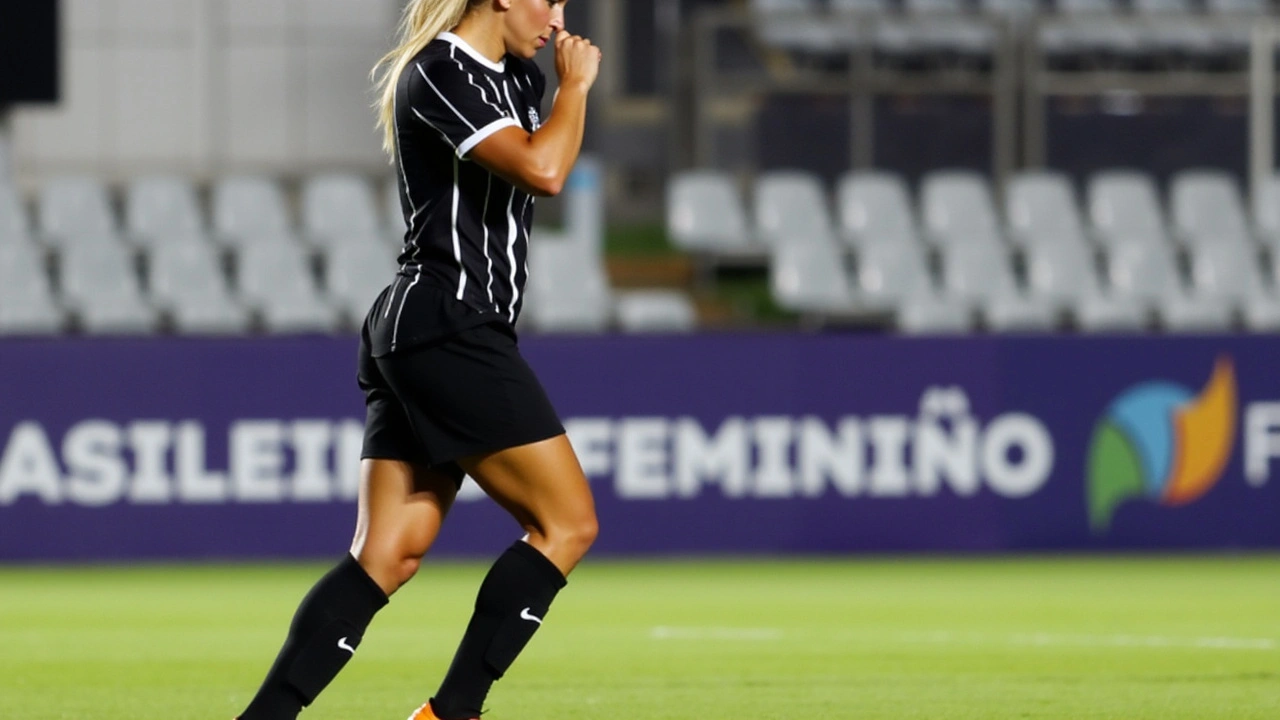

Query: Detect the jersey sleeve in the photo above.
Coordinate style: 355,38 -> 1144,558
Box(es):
409,59 -> 521,158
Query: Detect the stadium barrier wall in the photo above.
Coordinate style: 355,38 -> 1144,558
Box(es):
1,334 -> 1277,561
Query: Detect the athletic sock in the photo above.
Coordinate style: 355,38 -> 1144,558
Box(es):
239,554 -> 389,720
430,541 -> 568,720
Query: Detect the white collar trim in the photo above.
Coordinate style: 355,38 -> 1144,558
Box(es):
438,32 -> 505,73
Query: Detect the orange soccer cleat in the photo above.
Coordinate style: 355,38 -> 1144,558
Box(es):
406,701 -> 479,720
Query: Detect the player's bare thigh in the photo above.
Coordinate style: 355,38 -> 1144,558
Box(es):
459,434 -> 598,576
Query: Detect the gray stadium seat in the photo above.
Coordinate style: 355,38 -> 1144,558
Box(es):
1005,170 -> 1089,247
896,295 -> 974,334
836,171 -> 919,247
302,173 -> 382,249
212,174 -> 293,248
1188,240 -> 1267,301
939,242 -> 1057,331
324,240 -> 399,325
38,175 -> 118,247
1087,171 -> 1168,247
1169,170 -> 1252,247
770,241 -> 856,314
751,0 -> 858,53
125,175 -> 205,247
666,170 -> 760,258
1106,241 -> 1233,332
237,242 -> 339,333
0,243 -> 63,334
148,241 -> 251,334
58,243 -> 158,334
1253,174 -> 1280,248
523,240 -> 612,333
0,183 -> 30,242
1024,241 -> 1103,308
854,242 -> 934,311
753,170 -> 839,248
1074,294 -> 1150,332
920,170 -> 1003,247
1039,0 -> 1143,66
614,290 -> 699,333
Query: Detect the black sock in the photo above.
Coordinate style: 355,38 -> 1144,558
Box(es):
430,541 -> 568,720
240,554 -> 389,720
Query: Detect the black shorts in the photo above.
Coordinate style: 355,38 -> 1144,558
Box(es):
358,321 -> 566,485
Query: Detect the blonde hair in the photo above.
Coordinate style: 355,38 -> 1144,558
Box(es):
372,0 -> 480,158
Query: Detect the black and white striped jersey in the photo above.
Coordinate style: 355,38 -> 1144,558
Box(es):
369,32 -> 546,356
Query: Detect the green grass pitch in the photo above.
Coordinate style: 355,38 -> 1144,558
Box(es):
1,555 -> 1277,719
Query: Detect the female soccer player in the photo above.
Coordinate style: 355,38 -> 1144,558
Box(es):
235,1 -> 600,719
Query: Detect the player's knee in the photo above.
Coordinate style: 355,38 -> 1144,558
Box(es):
558,514 -> 598,559
356,544 -> 422,592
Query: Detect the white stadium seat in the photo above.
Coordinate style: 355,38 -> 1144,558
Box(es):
237,242 -> 339,333
920,170 -> 1003,247
666,170 -> 758,257
753,170 -> 839,248
324,240 -> 400,325
614,290 -> 699,333
1169,170 -> 1252,247
1087,170 -> 1168,247
212,174 -> 294,249
770,240 -> 856,315
1005,170 -> 1089,247
0,242 -> 63,334
302,173 -> 382,249
125,175 -> 205,247
523,240 -> 613,333
58,243 -> 158,334
38,175 -> 119,247
148,240 -> 251,334
836,170 -> 919,247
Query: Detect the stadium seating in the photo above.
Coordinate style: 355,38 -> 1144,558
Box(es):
125,175 -> 206,248
836,170 -> 920,247
920,169 -> 1004,247
302,172 -> 382,250
212,174 -> 294,250
37,175 -> 119,248
0,183 -> 30,242
666,169 -> 761,259
1005,170 -> 1089,248
1169,170 -> 1253,247
753,170 -> 841,248
324,240 -> 400,327
523,239 -> 613,332
770,240 -> 857,315
1087,170 -> 1169,246
148,240 -> 251,334
58,242 -> 158,334
614,290 -> 699,333
7,163 -> 1280,337
0,242 -> 63,334
236,241 -> 339,333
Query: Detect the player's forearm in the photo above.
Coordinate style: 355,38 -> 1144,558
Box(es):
522,83 -> 589,197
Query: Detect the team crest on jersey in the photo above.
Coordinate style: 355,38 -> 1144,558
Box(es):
528,108 -> 541,131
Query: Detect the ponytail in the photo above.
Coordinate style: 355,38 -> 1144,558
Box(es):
372,0 -> 478,158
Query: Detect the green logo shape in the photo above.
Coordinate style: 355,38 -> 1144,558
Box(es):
1087,420 -> 1145,532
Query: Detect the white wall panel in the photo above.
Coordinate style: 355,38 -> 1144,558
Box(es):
113,47 -> 204,165
221,44 -> 294,166
13,46 -> 111,168
303,45 -> 384,166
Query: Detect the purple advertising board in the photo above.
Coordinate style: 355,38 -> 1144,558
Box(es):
1,333 -> 1277,561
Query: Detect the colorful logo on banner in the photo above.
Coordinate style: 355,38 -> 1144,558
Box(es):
1086,357 -> 1237,532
